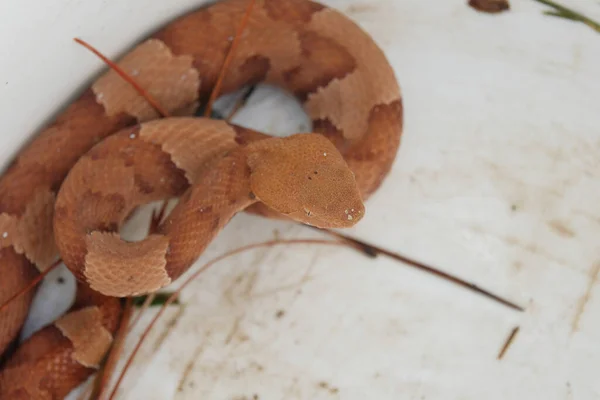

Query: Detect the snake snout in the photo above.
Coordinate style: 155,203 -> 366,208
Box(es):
248,133 -> 366,228
340,203 -> 365,226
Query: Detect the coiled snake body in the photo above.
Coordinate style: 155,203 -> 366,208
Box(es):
0,0 -> 402,397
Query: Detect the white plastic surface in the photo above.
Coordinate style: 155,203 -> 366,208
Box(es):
1,0 -> 600,399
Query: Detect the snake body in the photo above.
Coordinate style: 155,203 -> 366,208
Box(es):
0,0 -> 402,397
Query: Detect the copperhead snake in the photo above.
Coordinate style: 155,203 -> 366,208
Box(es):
0,0 -> 402,398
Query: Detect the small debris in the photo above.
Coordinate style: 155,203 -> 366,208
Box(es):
533,0 -> 600,34
497,326 -> 520,359
132,292 -> 180,307
307,226 -> 524,310
468,0 -> 510,13
231,395 -> 259,400
318,381 -> 339,395
275,309 -> 285,319
2,232 -> 7,238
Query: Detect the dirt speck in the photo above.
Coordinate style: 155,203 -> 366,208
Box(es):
275,309 -> 286,319
231,395 -> 259,400
512,260 -> 523,271
152,306 -> 185,351
318,381 -> 339,395
57,276 -> 65,284
250,362 -> 264,372
571,262 -> 600,333
548,219 -> 576,238
225,316 -> 243,344
510,204 -> 518,212
468,0 -> 510,13
566,382 -> 573,399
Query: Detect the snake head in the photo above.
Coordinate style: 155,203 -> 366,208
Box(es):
247,133 -> 364,228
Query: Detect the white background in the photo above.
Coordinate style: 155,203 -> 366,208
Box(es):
1,0 -> 599,399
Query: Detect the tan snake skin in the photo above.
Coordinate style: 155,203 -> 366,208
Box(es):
0,0 -> 402,397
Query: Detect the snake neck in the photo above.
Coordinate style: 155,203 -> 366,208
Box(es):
156,148 -> 258,281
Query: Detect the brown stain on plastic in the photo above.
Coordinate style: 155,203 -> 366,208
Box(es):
548,219 -> 576,238
571,262 -> 600,333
